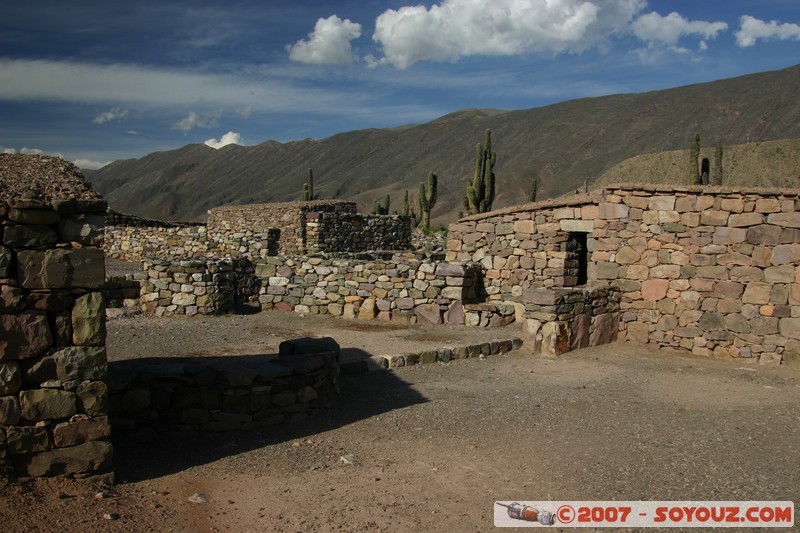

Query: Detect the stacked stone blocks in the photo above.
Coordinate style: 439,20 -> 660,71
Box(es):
256,256 -> 481,325
521,286 -> 621,357
1,194 -> 113,479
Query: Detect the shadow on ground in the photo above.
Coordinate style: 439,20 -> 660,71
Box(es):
111,348 -> 427,483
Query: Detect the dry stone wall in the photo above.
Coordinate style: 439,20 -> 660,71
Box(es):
137,258 -> 257,317
306,212 -> 413,253
109,337 -> 339,434
207,200 -> 357,256
448,184 -> 800,364
1,154 -> 113,480
521,286 -> 621,357
255,255 -> 480,325
106,200 -> 412,261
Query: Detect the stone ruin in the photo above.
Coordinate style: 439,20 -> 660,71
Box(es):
4,153 -> 800,481
1,154 -> 112,481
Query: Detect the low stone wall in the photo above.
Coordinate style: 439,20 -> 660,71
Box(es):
352,337 -> 524,372
521,286 -> 621,356
137,258 -> 257,316
106,200 -> 413,262
105,224 -> 209,261
109,337 -> 339,434
255,256 -> 481,325
1,154 -> 113,480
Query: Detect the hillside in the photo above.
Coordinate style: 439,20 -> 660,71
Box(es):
85,64 -> 800,224
595,138 -> 800,189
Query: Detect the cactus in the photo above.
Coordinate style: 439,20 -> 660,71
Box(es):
528,176 -> 538,202
419,171 -> 438,230
303,168 -> 314,201
463,129 -> 496,215
689,133 -> 700,185
373,194 -> 390,215
402,190 -> 421,226
713,144 -> 723,185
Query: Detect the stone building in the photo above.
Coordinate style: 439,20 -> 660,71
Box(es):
447,183 -> 800,363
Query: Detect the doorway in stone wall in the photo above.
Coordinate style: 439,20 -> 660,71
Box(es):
565,231 -> 588,286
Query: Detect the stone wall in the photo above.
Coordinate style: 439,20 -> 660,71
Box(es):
448,184 -> 800,364
521,286 -> 621,357
137,258 -> 257,317
306,212 -> 412,253
254,255 -> 481,325
109,337 -> 339,434
106,200 -> 412,261
1,154 -> 113,479
447,193 -> 599,297
105,225 -> 209,261
604,185 -> 800,363
207,200 -> 357,256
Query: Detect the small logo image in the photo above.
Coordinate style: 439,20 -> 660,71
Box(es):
496,502 -> 556,525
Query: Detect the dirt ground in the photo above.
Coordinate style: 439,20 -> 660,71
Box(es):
2,312 -> 799,532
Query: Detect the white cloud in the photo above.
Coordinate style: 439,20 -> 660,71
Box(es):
20,147 -> 46,155
370,0 -> 645,69
735,15 -> 800,47
73,158 -> 112,169
0,59 -> 371,116
204,131 -> 245,149
632,11 -> 728,46
172,111 -> 220,132
288,15 -> 362,65
92,106 -> 129,124
126,130 -> 139,135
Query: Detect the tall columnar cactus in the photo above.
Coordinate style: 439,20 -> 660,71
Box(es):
402,190 -> 421,226
419,171 -> 438,230
713,143 -> 723,185
303,168 -> 314,201
689,133 -> 701,185
373,194 -> 390,215
464,129 -> 496,215
528,176 -> 538,202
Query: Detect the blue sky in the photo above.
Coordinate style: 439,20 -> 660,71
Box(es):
1,0 -> 799,169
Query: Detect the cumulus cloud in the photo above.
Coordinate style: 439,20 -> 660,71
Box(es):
288,15 -> 362,64
632,11 -> 728,46
735,15 -> 800,47
369,0 -> 645,69
73,158 -> 112,169
172,111 -> 220,132
204,131 -> 245,149
92,106 -> 129,124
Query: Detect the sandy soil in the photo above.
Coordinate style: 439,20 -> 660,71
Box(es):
2,312 -> 799,532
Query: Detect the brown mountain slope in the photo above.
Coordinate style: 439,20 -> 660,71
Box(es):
85,64 -> 800,223
595,138 -> 800,189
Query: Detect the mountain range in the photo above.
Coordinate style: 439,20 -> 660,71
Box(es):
84,64 -> 800,225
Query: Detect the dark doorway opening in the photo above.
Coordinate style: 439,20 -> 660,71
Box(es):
566,232 -> 588,286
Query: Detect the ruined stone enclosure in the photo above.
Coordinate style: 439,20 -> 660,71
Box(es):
447,183 -> 800,364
